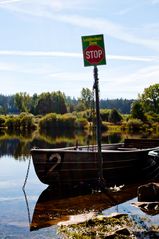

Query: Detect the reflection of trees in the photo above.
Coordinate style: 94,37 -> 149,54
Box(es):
101,133 -> 123,144
0,138 -> 31,160
107,133 -> 123,143
39,128 -> 75,139
0,129 -> 90,159
35,129 -> 88,148
0,128 -> 148,160
0,130 -> 33,160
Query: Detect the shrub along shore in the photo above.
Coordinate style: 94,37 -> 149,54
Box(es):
0,109 -> 159,136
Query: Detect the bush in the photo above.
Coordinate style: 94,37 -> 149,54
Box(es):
108,108 -> 122,124
5,114 -> 35,130
39,113 -> 89,129
146,112 -> 159,123
0,116 -> 6,127
100,109 -> 110,122
126,118 -> 143,132
20,114 -> 35,129
39,113 -> 57,129
152,122 -> 159,133
81,110 -> 92,121
75,117 -> 88,129
5,116 -> 20,130
58,114 -> 76,128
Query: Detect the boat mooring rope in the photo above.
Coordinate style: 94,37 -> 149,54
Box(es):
22,157 -> 31,225
22,187 -> 31,225
22,157 -> 31,189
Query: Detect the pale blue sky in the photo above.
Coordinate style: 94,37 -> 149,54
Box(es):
0,0 -> 159,99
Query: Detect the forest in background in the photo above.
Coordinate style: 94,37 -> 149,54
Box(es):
0,84 -> 158,135
0,91 -> 134,115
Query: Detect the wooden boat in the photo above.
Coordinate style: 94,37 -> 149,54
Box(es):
30,181 -> 139,231
30,67 -> 159,187
31,138 -> 159,186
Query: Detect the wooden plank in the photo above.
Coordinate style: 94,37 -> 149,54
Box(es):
124,139 -> 159,149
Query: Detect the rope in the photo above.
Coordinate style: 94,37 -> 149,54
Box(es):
22,157 -> 31,225
22,157 -> 31,189
22,187 -> 31,225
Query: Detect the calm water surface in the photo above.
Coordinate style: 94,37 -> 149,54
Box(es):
0,130 -> 159,238
0,155 -> 58,238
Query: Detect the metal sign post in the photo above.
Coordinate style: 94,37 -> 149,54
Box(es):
93,65 -> 103,182
81,34 -> 106,186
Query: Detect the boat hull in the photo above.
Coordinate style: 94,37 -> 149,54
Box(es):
31,141 -> 159,186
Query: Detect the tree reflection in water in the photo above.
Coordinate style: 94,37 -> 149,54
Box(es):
0,128 -> 138,160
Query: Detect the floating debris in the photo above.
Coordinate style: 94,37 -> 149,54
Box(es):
109,184 -> 125,192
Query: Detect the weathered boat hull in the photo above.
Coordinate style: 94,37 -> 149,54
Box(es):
31,140 -> 159,186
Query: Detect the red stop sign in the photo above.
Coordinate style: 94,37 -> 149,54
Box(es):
84,45 -> 104,65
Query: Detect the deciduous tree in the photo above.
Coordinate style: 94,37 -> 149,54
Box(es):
131,101 -> 146,121
77,88 -> 93,111
14,92 -> 31,113
35,91 -> 67,115
139,84 -> 159,114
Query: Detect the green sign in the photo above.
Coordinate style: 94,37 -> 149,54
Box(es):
81,34 -> 106,67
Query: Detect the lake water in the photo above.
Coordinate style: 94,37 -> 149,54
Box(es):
0,130 -> 159,238
0,155 -> 58,238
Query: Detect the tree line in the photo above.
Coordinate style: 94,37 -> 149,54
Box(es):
0,84 -> 158,117
0,90 -> 134,115
0,84 -> 158,134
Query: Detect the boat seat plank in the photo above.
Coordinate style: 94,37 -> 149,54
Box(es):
117,147 -> 138,151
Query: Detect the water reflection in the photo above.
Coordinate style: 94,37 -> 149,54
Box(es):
1,130 -> 159,238
0,129 -> 125,159
102,132 -> 122,144
29,181 -> 138,231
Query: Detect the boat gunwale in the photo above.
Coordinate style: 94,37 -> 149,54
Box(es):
31,145 -> 159,154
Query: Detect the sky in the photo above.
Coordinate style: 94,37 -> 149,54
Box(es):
0,0 -> 159,99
